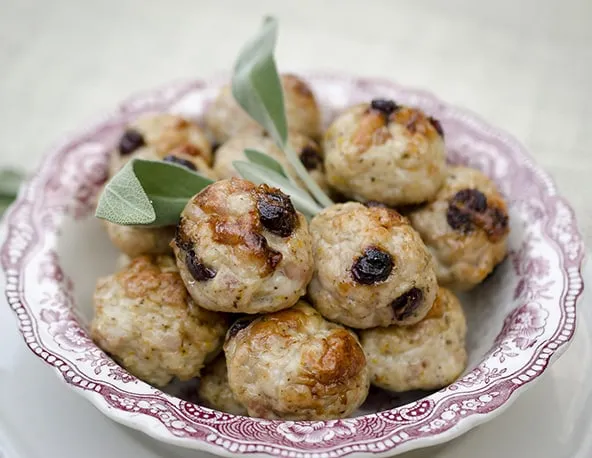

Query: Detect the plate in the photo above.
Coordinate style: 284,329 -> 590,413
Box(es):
0,74 -> 586,457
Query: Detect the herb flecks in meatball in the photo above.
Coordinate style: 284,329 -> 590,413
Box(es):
118,129 -> 146,156
163,154 -> 198,171
351,247 -> 394,285
300,145 -> 323,170
391,287 -> 423,320
185,249 -> 217,281
370,99 -> 399,117
447,188 -> 509,242
256,185 -> 297,237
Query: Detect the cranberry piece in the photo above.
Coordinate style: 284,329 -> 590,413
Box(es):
118,129 -> 145,156
352,247 -> 394,285
185,249 -> 216,281
391,287 -> 423,320
163,155 -> 197,171
429,117 -> 445,138
300,146 -> 323,170
370,99 -> 399,116
257,188 -> 297,237
227,317 -> 255,339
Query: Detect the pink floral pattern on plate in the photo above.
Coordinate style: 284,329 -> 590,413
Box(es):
0,74 -> 585,457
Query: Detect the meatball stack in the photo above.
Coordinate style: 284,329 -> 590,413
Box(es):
92,75 -> 510,421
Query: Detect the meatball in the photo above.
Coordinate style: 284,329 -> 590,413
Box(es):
110,112 -> 215,178
213,130 -> 329,192
205,74 -> 322,143
324,100 -> 446,206
224,301 -> 370,420
197,354 -> 248,416
104,145 -> 217,257
308,202 -> 438,329
360,287 -> 467,392
104,223 -> 176,257
90,255 -> 228,387
407,166 -> 510,290
171,178 -> 314,314
121,113 -> 212,162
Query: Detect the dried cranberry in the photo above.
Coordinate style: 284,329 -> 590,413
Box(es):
163,155 -> 197,171
118,129 -> 145,156
370,99 -> 399,116
185,249 -> 216,281
257,189 -> 297,237
429,117 -> 445,138
446,205 -> 473,232
300,146 -> 323,170
452,189 -> 488,212
447,188 -> 488,232
352,247 -> 394,285
391,287 -> 423,320
227,317 -> 254,339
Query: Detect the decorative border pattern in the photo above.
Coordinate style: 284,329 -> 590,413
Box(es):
0,74 -> 585,457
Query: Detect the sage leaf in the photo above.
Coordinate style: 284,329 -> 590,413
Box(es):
232,16 -> 287,148
0,169 -> 24,197
95,159 -> 214,227
233,160 -> 322,217
244,149 -> 287,177
231,17 -> 333,208
95,160 -> 155,225
282,143 -> 333,207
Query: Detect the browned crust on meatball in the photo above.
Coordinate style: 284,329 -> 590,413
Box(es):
118,255 -> 188,306
282,73 -> 314,97
178,179 -> 295,277
351,111 -> 390,151
225,302 -> 369,419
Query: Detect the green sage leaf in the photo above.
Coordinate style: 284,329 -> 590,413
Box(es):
232,16 -> 287,147
244,149 -> 287,177
233,160 -> 322,217
95,160 -> 155,225
231,17 -> 333,208
95,159 -> 214,227
0,169 -> 24,198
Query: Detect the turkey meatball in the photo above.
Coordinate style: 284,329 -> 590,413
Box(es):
104,223 -> 176,258
324,99 -> 446,206
407,166 -> 510,290
205,74 -> 322,143
114,113 -> 212,167
360,287 -> 467,392
308,202 -> 438,328
197,354 -> 248,416
213,130 -> 328,192
224,301 -> 370,420
171,178 -> 314,313
90,255 -> 228,387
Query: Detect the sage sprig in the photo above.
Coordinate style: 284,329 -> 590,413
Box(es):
95,159 -> 213,227
0,169 -> 24,217
231,16 -> 333,208
94,16 -> 332,228
233,160 -> 322,217
243,149 -> 287,178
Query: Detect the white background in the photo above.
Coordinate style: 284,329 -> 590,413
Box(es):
2,0 -> 591,245
1,0 -> 591,456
